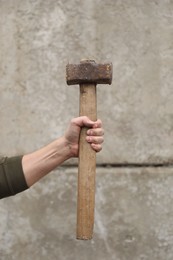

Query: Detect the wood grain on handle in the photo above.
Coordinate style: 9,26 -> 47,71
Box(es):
77,84 -> 97,240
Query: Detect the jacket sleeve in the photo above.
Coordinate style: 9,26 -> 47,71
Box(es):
0,156 -> 28,199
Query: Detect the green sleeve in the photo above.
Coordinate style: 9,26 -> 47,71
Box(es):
0,156 -> 28,199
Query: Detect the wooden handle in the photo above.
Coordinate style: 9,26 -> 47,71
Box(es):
77,84 -> 97,240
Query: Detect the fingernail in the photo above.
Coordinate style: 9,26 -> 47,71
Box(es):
87,130 -> 92,135
86,136 -> 91,142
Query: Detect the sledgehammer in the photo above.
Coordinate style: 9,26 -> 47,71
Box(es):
66,59 -> 112,240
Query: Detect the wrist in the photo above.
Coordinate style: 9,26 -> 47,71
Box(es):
62,136 -> 78,158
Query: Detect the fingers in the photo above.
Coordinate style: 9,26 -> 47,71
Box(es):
86,137 -> 103,152
91,143 -> 102,153
86,136 -> 104,144
71,116 -> 95,128
71,116 -> 104,153
92,119 -> 102,129
86,123 -> 104,152
87,127 -> 104,136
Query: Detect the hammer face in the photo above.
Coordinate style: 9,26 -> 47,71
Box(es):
66,60 -> 112,85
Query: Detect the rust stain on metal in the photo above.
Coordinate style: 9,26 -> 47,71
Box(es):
66,60 -> 113,85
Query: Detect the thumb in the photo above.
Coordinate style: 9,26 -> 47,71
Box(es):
73,116 -> 96,128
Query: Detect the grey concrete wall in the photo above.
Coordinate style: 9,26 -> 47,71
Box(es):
1,167 -> 173,260
0,0 -> 173,259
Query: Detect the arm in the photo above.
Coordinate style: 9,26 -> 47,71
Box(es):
22,116 -> 104,187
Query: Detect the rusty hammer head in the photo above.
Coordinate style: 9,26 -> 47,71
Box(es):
66,59 -> 113,85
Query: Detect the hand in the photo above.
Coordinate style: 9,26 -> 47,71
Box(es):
64,116 -> 104,157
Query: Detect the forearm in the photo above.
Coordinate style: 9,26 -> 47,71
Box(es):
22,137 -> 72,187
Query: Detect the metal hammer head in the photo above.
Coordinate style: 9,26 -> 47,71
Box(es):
66,60 -> 113,85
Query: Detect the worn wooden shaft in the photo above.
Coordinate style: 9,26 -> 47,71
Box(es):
77,83 -> 97,240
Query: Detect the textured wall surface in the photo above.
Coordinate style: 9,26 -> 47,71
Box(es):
1,167 -> 173,260
0,0 -> 173,259
0,0 -> 173,164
